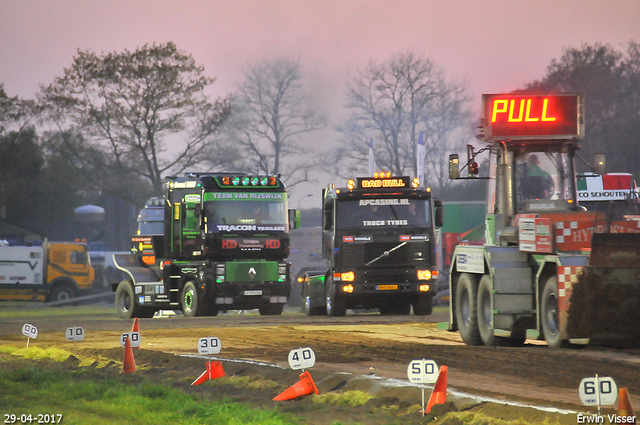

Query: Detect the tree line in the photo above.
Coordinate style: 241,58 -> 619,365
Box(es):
2,40 -> 640,224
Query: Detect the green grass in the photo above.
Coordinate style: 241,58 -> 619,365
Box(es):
0,367 -> 303,425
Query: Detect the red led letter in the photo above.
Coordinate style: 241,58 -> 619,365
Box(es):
541,98 -> 556,121
524,99 -> 539,122
491,100 -> 508,122
508,99 -> 524,122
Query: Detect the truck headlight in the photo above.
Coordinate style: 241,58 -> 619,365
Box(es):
417,270 -> 432,280
340,271 -> 355,282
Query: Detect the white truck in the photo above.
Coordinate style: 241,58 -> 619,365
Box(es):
0,241 -> 95,302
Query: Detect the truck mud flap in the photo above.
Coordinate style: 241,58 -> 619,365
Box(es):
113,254 -> 160,285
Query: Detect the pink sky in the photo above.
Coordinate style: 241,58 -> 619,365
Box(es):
1,0 -> 639,203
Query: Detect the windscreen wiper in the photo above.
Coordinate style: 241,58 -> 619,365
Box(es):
365,242 -> 407,266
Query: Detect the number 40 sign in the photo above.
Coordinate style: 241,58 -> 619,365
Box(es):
288,347 -> 315,370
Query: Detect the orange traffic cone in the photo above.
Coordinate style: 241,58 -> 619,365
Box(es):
131,318 -> 139,349
425,365 -> 448,413
191,361 -> 226,386
619,388 -> 636,423
273,371 -> 319,401
122,336 -> 136,373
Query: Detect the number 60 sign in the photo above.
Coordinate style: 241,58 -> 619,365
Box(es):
579,375 -> 618,406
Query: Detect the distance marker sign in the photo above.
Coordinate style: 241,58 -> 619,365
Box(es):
66,327 -> 85,341
198,337 -> 221,355
120,332 -> 141,348
579,376 -> 618,406
22,324 -> 38,339
288,347 -> 315,370
407,359 -> 438,384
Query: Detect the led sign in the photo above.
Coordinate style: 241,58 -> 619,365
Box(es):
357,176 -> 410,189
482,93 -> 584,140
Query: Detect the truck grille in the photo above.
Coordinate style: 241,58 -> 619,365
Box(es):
364,242 -> 410,265
338,241 -> 431,268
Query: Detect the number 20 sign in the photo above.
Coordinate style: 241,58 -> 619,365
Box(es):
120,332 -> 141,348
288,347 -> 315,370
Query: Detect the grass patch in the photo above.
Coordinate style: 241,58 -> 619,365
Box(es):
214,374 -> 281,390
312,390 -> 374,406
0,367 -> 302,425
0,344 -> 115,368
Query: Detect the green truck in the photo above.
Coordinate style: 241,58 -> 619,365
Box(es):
112,173 -> 299,318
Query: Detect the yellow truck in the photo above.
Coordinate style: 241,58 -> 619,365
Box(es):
0,241 -> 95,302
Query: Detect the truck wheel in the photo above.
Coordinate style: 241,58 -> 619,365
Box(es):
50,285 -> 75,302
541,276 -> 564,349
455,273 -> 482,345
259,304 -> 284,315
115,281 -> 144,319
326,281 -> 347,317
181,281 -> 206,317
412,295 -> 433,316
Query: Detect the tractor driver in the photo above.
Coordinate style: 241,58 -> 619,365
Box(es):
523,154 -> 555,200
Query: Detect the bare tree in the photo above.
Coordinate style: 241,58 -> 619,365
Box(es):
525,41 -> 640,180
216,58 -> 326,188
335,51 -> 472,190
38,42 -> 232,196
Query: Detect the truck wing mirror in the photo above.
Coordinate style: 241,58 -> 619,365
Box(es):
434,199 -> 443,228
594,153 -> 606,175
288,209 -> 301,229
449,154 -> 459,179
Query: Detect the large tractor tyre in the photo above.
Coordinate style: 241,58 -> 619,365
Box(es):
259,304 -> 284,316
477,275 -> 525,347
541,276 -> 565,349
412,295 -> 433,316
115,281 -> 150,319
326,281 -> 347,317
49,284 -> 75,302
455,273 -> 482,346
181,281 -> 206,317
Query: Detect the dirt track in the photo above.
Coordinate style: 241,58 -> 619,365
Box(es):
2,307 -> 640,423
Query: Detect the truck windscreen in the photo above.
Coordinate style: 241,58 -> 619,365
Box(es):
204,198 -> 288,232
336,198 -> 431,229
137,208 -> 164,235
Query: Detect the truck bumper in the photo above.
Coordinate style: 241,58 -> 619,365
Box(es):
334,280 -> 437,307
213,281 -> 290,309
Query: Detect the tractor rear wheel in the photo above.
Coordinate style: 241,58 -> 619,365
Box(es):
455,273 -> 482,345
541,276 -> 564,348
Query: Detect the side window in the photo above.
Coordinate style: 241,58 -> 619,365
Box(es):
69,251 -> 87,265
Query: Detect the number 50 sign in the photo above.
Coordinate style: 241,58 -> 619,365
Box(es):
407,359 -> 438,384
579,376 -> 617,406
